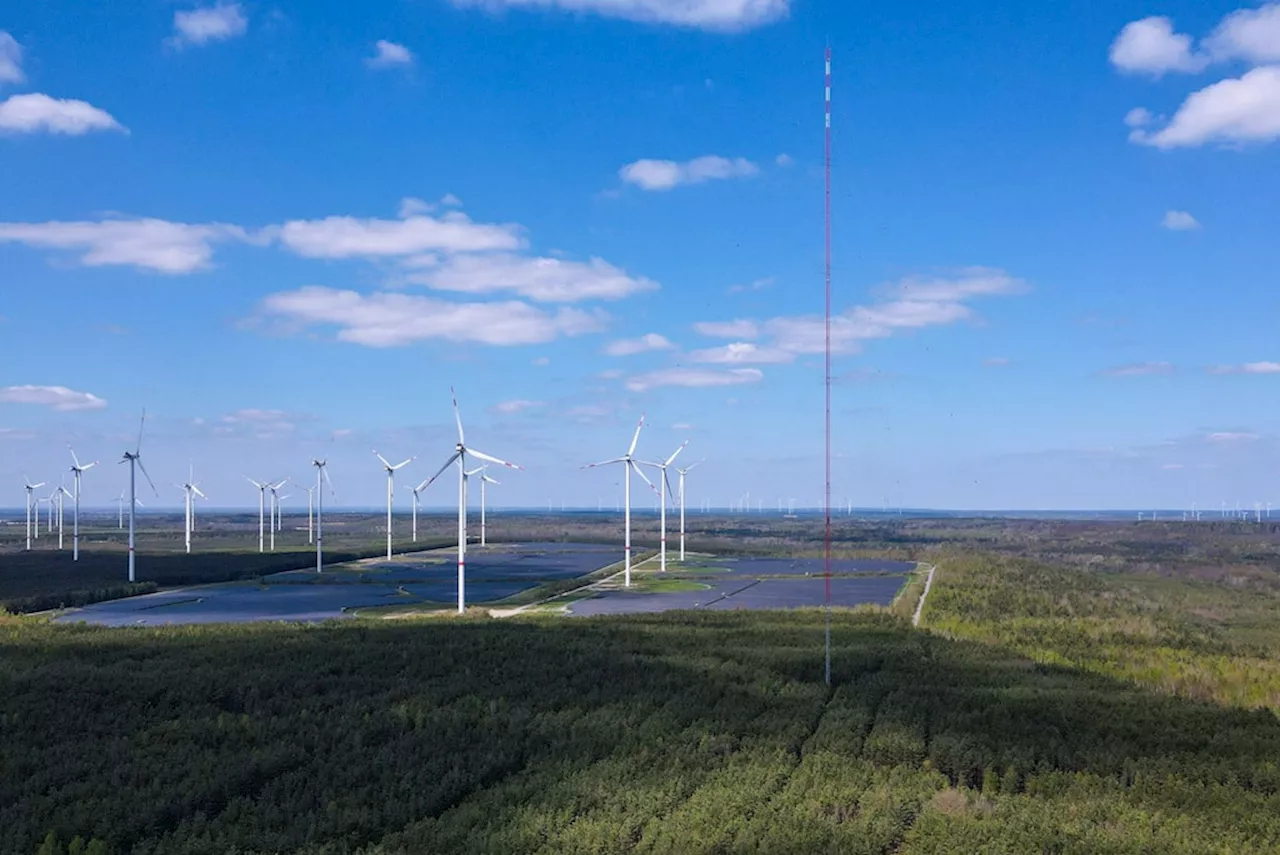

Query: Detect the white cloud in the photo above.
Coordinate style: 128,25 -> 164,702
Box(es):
626,367 -> 763,392
222,408 -> 292,424
603,333 -> 675,356
398,197 -> 434,217
275,212 -> 524,258
491,399 -> 545,414
368,40 -> 415,69
1206,431 -> 1259,443
1162,210 -> 1201,230
1131,65 -> 1280,148
694,319 -> 759,338
170,3 -> 248,47
448,0 -> 789,32
441,194 -> 463,207
0,218 -> 247,273
1109,16 -> 1208,76
409,253 -> 658,302
1208,361 -> 1280,374
532,356 -> 551,366
1124,107 -> 1154,128
983,357 -> 1011,367
775,153 -> 793,167
0,93 -> 125,135
1205,2 -> 1280,64
0,385 -> 107,411
727,276 -> 774,294
689,342 -> 794,364
1099,362 -> 1175,377
0,31 -> 24,84
619,155 -> 758,191
695,268 -> 1026,363
258,286 -> 606,347
1162,463 -> 1185,470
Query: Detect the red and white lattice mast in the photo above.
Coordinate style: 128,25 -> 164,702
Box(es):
824,46 -> 833,687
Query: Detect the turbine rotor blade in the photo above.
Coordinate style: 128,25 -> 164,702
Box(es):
137,457 -> 159,497
136,409 -> 147,455
390,457 -> 414,471
630,460 -> 656,491
584,457 -> 625,469
664,470 -> 675,505
192,486 -> 207,499
665,440 -> 689,467
468,449 -> 521,470
450,386 -> 465,444
413,478 -> 430,493
627,413 -> 646,457
425,452 -> 462,488
68,444 -> 82,468
373,451 -> 393,469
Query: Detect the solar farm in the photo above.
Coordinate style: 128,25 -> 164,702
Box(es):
54,541 -> 916,626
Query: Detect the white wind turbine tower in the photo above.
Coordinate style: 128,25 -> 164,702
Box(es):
294,480 -> 316,544
410,477 -> 430,543
119,412 -> 158,582
639,441 -> 688,572
675,460 -> 702,562
23,477 -> 46,550
312,458 -> 333,572
421,388 -> 522,613
468,466 -> 499,547
267,479 -> 288,550
584,414 -> 655,588
178,465 -> 206,554
246,477 -> 269,553
67,446 -> 98,561
53,482 -> 72,549
374,451 -> 414,560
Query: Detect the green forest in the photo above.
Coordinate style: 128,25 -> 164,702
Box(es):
5,543 -> 1280,854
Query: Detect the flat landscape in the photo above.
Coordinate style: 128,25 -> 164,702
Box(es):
4,513 -> 1280,852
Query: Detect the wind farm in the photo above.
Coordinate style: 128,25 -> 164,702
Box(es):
4,5 -> 1280,852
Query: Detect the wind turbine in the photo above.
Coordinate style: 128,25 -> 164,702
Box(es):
675,461 -> 702,562
312,458 -> 333,572
246,477 -> 269,553
294,480 -> 316,544
178,465 -> 206,554
53,482 -> 72,549
411,477 -> 430,543
66,446 -> 99,561
468,466 -> 500,547
584,414 -> 655,588
421,388 -> 522,613
267,479 -> 288,550
119,412 -> 157,582
374,451 -> 414,560
23,477 -> 46,550
639,441 -> 688,572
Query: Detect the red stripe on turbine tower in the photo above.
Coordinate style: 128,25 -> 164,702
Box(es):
823,46 -> 833,688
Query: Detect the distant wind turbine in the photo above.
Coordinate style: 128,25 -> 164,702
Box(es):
411,477 -> 431,543
178,465 -> 207,554
267,479 -> 288,550
119,411 -> 158,582
245,477 -> 269,553
675,461 -> 702,562
421,388 -> 522,613
53,482 -> 72,550
312,458 -> 333,572
374,451 -> 414,560
467,466 -> 499,547
639,441 -> 688,572
584,414 -> 655,588
68,446 -> 98,561
294,480 -> 316,544
23,477 -> 46,551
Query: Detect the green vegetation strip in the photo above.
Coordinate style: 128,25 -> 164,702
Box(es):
6,596 -> 1280,853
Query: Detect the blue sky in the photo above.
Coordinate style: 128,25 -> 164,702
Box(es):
2,0 -> 1279,512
